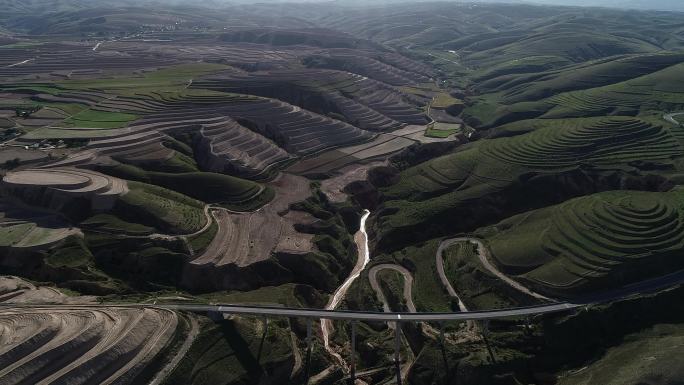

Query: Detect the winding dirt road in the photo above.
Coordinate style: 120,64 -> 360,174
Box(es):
437,237 -> 551,302
368,264 -> 416,313
435,238 -> 470,312
368,263 -> 418,381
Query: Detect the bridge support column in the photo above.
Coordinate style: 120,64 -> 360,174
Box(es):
304,318 -> 313,384
206,310 -> 223,322
350,320 -> 357,384
395,321 -> 402,385
257,316 -> 269,365
439,321 -> 449,384
439,321 -> 445,345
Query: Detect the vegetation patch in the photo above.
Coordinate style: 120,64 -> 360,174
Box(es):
425,123 -> 460,138
431,92 -> 462,109
164,317 -> 293,385
81,214 -> 155,236
116,181 -> 206,234
187,217 -> 218,254
62,109 -> 138,129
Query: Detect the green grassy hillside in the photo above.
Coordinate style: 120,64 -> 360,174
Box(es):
558,323 -> 684,385
477,190 -> 684,296
376,116 -> 684,250
477,53 -> 684,103
95,161 -> 273,212
465,31 -> 658,69
116,181 -> 206,234
473,61 -> 684,126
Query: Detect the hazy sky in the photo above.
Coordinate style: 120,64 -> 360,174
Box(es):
159,0 -> 684,12
242,0 -> 684,12
525,0 -> 682,9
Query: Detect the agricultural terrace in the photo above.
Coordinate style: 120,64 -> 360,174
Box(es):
476,52 -> 684,104
377,116 -> 684,246
0,42 -> 174,80
431,92 -> 462,109
477,190 -> 684,296
303,49 -> 433,86
119,181 -> 207,234
0,202 -> 80,248
193,69 -> 430,131
472,60 -> 684,126
2,168 -> 127,209
0,304 -> 181,384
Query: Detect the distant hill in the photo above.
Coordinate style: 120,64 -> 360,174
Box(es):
527,0 -> 684,11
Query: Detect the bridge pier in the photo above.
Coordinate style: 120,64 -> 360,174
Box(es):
304,318 -> 313,384
395,321 -> 402,385
257,316 -> 268,365
439,321 -> 445,344
350,320 -> 357,384
206,310 -> 223,322
439,321 -> 449,385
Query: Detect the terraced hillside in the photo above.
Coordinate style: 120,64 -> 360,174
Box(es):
376,116 -> 684,250
0,277 -> 183,385
0,306 -> 179,384
0,202 -> 80,249
468,57 -> 684,126
0,42 -> 174,81
319,3 -> 684,67
3,168 -> 127,210
25,84 -> 377,177
477,190 -> 684,296
303,49 -> 433,86
474,52 -> 684,103
2,2 -> 684,385
0,168 -> 208,235
193,69 -> 430,131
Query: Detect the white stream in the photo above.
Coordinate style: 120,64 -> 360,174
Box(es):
321,209 -> 371,370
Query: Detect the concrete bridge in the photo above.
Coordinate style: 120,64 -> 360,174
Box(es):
167,301 -> 581,384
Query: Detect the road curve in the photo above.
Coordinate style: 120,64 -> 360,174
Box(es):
435,238 -> 470,311
368,264 -> 417,313
368,263 -> 418,381
439,237 -> 551,302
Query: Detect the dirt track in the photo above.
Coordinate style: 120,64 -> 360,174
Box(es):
437,237 -> 551,302
368,264 -> 416,313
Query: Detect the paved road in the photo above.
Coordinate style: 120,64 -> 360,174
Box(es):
1,301 -> 577,321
